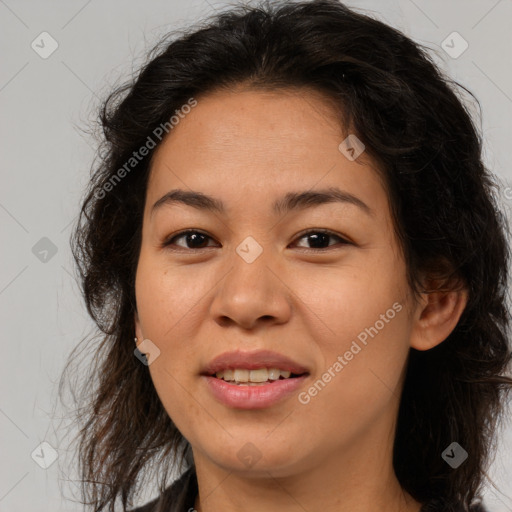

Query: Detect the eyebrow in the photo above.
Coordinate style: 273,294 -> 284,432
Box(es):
151,187 -> 373,218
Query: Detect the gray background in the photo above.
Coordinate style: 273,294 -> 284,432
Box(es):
1,0 -> 511,510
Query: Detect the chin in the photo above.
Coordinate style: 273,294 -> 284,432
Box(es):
202,439 -> 307,477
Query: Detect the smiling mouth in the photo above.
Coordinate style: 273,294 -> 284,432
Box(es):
209,368 -> 308,385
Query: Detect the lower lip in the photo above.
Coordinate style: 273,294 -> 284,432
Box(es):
202,375 -> 308,409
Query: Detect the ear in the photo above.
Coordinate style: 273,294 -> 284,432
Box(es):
134,310 -> 144,343
409,274 -> 469,351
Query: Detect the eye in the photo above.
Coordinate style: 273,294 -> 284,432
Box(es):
162,229 -> 218,250
292,229 -> 351,250
161,229 -> 351,251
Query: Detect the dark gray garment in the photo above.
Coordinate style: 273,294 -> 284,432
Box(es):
129,466 -> 197,512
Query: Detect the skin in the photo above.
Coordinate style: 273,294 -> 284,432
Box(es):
134,85 -> 468,512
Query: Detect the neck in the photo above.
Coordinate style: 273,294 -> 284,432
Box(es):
191,420 -> 423,512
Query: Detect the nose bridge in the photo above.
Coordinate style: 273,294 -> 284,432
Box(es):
227,232 -> 275,293
210,232 -> 290,328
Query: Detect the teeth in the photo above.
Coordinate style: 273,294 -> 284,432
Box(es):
234,369 -> 250,382
267,368 -> 281,380
223,369 -> 234,381
214,368 -> 294,383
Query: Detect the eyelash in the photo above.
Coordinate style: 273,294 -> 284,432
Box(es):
161,228 -> 351,252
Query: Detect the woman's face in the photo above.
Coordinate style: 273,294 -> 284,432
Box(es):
134,86 -> 419,478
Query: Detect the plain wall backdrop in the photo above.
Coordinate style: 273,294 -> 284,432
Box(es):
1,0 -> 511,510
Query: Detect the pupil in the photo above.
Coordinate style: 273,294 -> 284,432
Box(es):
308,233 -> 329,248
187,233 -> 207,248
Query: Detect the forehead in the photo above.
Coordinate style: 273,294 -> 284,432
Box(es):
152,85 -> 344,162
146,87 -> 388,216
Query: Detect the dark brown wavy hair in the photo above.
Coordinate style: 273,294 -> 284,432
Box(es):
59,1 -> 512,510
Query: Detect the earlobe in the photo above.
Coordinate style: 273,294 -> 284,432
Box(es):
409,278 -> 469,352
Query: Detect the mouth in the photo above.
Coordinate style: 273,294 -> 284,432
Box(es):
202,349 -> 309,377
201,349 -> 310,408
202,371 -> 310,409
207,368 -> 309,386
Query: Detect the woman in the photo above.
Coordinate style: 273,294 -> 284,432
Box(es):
61,1 -> 512,511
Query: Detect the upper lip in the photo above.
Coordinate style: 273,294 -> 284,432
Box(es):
202,349 -> 309,375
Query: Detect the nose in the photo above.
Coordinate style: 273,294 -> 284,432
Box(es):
209,246 -> 292,331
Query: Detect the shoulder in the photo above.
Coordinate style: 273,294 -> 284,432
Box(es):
128,466 -> 197,512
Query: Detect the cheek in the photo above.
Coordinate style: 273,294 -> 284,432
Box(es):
148,361 -> 205,437
285,249 -> 407,344
135,248 -> 210,336
134,254 -> 203,404
289,253 -> 410,419
297,309 -> 410,449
